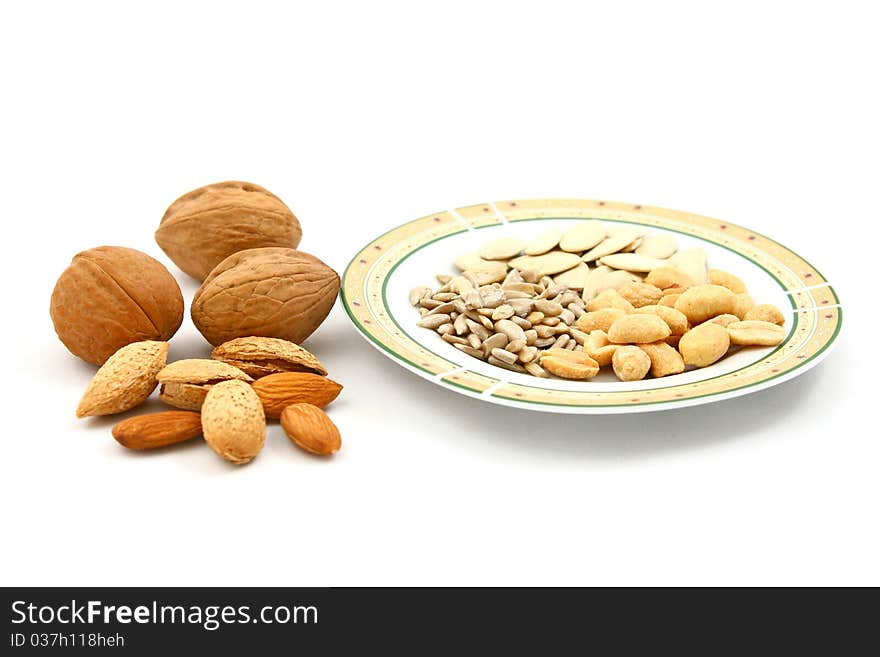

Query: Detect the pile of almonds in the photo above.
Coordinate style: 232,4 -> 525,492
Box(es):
79,337 -> 343,464
411,221 -> 787,381
50,181 -> 343,464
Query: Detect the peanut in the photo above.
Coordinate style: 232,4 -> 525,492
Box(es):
644,267 -> 694,290
584,330 -> 618,367
659,292 -> 682,308
727,320 -> 786,346
744,303 -> 786,326
585,288 -> 635,313
540,355 -> 600,380
634,305 -> 688,335
674,284 -> 736,324
706,313 -> 741,328
575,308 -> 627,333
611,346 -> 652,381
708,269 -> 748,294
607,314 -> 671,344
679,323 -> 730,367
617,282 -> 664,308
638,341 -> 685,377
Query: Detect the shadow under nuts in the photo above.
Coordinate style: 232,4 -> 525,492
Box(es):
191,247 -> 339,346
155,181 -> 302,280
50,246 -> 184,365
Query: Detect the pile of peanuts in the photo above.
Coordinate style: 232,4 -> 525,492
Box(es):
409,226 -> 787,381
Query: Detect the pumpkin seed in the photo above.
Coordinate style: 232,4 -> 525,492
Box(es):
524,229 -> 563,255
559,221 -> 607,252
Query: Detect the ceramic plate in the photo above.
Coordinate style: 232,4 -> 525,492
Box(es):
341,199 -> 841,413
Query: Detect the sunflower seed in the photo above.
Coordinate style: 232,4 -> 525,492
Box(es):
409,286 -> 432,306
481,288 -> 505,308
442,334 -> 468,345
492,304 -> 515,320
463,289 -> 484,309
495,319 -> 526,342
417,314 -> 451,329
488,356 -> 528,373
502,282 -> 540,294
508,298 -> 534,316
534,299 -> 563,316
454,344 -> 485,359
490,347 -> 518,365
524,362 -> 549,377
505,339 -> 527,353
519,346 -> 539,363
454,314 -> 469,335
567,303 -> 585,319
482,332 -> 509,354
465,318 -> 490,340
503,269 -> 524,285
569,328 -> 589,345
427,301 -> 456,315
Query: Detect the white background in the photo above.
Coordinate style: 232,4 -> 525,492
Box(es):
1,1 -> 876,586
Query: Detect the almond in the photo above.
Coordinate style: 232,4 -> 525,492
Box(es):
210,336 -> 326,378
157,359 -> 253,411
76,341 -> 169,417
201,380 -> 266,464
251,372 -> 343,418
112,411 -> 202,450
280,404 -> 341,455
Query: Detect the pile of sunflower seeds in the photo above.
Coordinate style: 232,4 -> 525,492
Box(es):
410,268 -> 591,377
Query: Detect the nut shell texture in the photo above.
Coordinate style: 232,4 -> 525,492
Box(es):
201,380 -> 266,465
191,247 -> 340,346
50,246 -> 184,365
76,341 -> 168,417
211,336 -> 327,377
156,181 -> 302,280
157,359 -> 252,411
